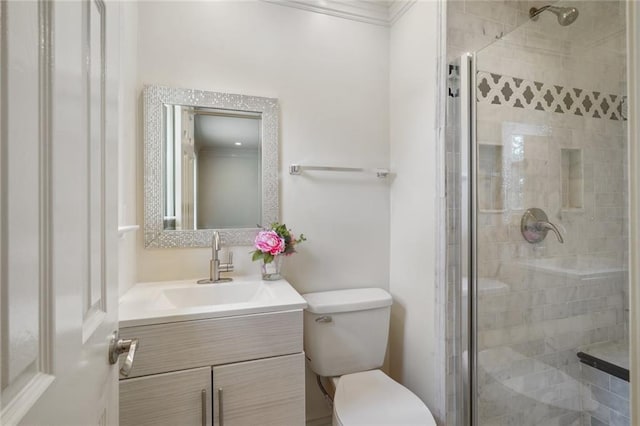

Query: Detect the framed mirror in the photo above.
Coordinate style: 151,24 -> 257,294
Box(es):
143,85 -> 279,248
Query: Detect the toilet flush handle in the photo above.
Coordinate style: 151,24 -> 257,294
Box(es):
315,316 -> 332,323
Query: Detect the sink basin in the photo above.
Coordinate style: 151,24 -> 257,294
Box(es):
119,276 -> 307,327
158,281 -> 272,309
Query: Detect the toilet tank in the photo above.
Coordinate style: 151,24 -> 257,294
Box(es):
302,288 -> 392,377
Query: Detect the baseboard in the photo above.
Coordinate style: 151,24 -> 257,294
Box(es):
306,415 -> 332,426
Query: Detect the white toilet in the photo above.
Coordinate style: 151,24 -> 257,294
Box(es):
302,288 -> 437,426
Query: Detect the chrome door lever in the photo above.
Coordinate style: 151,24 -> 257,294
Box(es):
109,331 -> 139,377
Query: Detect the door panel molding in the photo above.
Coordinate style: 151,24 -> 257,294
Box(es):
37,0 -> 54,380
0,1 -> 55,424
82,0 -> 108,342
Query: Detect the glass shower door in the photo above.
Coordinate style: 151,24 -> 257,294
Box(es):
470,2 -> 629,425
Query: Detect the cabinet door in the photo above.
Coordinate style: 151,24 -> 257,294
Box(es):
120,366 -> 212,426
213,353 -> 305,426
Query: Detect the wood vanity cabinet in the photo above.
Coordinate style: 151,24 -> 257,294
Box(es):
212,353 -> 304,426
120,367 -> 212,426
119,310 -> 305,426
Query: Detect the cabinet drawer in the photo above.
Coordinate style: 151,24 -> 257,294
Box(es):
213,353 -> 305,426
120,310 -> 302,378
120,367 -> 211,426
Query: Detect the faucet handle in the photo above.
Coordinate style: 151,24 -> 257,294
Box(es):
537,220 -> 564,243
219,250 -> 234,273
225,251 -> 234,270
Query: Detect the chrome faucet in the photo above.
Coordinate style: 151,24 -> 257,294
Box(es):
197,231 -> 234,284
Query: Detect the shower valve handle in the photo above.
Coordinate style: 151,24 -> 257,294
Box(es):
521,208 -> 564,244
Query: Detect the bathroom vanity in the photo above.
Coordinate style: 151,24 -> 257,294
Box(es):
118,277 -> 307,426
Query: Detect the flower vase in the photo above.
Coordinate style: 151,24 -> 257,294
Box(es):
261,256 -> 283,281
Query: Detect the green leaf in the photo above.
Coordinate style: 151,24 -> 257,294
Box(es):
251,251 -> 264,262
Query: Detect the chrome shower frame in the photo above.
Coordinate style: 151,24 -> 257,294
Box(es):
459,52 -> 477,426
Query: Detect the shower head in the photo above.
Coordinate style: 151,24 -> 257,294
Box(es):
529,5 -> 579,26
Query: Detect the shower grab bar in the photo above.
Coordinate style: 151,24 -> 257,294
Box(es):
289,164 -> 390,178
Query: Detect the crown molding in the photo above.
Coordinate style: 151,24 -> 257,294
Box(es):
388,0 -> 416,25
262,0 -> 415,27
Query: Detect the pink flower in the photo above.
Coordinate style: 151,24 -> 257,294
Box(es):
255,230 -> 285,256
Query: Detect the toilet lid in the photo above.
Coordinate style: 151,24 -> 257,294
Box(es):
334,370 -> 437,426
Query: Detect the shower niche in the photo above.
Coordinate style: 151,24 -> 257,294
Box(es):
561,148 -> 583,210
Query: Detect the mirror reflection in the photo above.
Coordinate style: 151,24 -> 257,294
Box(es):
163,105 -> 262,230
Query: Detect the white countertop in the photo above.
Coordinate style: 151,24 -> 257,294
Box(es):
119,275 -> 307,327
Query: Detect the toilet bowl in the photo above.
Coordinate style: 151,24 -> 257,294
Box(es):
302,288 -> 437,426
331,370 -> 436,426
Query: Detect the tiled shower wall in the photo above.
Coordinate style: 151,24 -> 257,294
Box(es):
447,0 -> 545,62
475,18 -> 629,423
581,363 -> 630,426
445,1 -> 628,425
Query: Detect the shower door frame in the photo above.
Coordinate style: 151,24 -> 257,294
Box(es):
459,52 -> 476,426
628,2 -> 639,424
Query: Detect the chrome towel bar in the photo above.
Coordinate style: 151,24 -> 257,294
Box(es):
289,164 -> 389,178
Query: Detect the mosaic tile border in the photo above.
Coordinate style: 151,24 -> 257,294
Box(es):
477,71 -> 627,121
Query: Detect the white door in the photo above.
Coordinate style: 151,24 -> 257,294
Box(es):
1,1 -> 122,425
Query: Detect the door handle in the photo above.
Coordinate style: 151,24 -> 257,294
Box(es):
108,331 -> 139,377
201,389 -> 207,426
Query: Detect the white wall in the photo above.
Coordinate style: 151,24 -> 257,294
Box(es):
388,1 -> 440,420
135,1 -> 390,292
118,1 -> 138,296
133,2 -> 390,422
